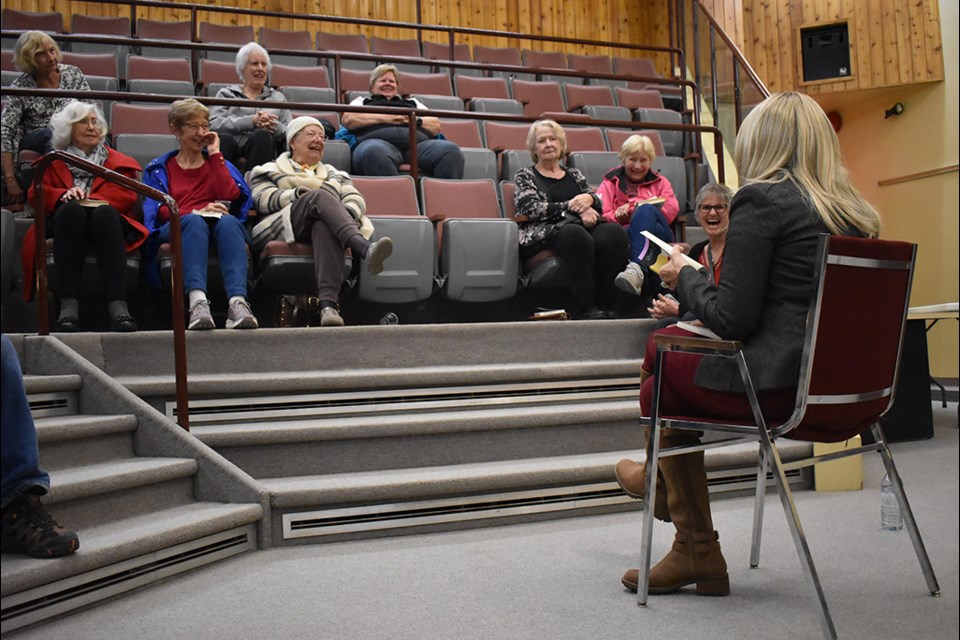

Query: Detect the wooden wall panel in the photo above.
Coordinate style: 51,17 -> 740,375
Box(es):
738,0 -> 943,94
0,0 -> 678,75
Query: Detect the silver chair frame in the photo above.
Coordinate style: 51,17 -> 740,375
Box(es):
636,235 -> 940,640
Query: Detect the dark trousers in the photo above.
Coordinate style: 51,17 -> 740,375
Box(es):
50,202 -> 128,302
217,129 -> 279,171
289,189 -> 363,303
522,221 -> 629,312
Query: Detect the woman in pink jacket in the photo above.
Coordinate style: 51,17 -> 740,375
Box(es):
596,134 -> 679,296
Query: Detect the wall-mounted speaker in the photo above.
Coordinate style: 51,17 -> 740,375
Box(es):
800,23 -> 851,82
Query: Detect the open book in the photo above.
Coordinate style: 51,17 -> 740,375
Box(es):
641,230 -> 701,269
634,196 -> 666,207
676,320 -> 721,340
76,198 -> 109,207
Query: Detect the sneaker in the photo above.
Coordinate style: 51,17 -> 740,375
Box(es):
226,298 -> 259,329
188,299 -> 215,330
615,262 -> 645,296
365,237 -> 393,275
1,494 -> 79,558
320,306 -> 344,327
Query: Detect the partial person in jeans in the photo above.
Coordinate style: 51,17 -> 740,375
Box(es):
596,134 -> 679,296
339,64 -> 464,179
1,31 -> 90,207
250,117 -> 392,326
514,119 -> 629,320
22,101 -> 149,332
1,333 -> 79,558
209,42 -> 292,171
142,98 -> 258,330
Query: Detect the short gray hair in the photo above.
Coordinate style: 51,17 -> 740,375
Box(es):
693,182 -> 734,209
49,101 -> 108,150
369,64 -> 400,91
235,42 -> 272,82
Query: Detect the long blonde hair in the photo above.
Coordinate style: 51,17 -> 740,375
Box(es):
734,92 -> 880,238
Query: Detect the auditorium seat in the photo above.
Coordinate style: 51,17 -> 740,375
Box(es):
564,84 -> 616,112
563,127 -> 607,153
522,49 -> 572,84
568,53 -> 622,89
605,129 -> 667,157
60,52 -> 118,81
456,75 -> 511,100
420,177 -> 518,302
258,26 -> 316,67
1,9 -> 62,49
110,103 -> 173,135
127,55 -> 193,83
473,45 -> 533,82
282,86 -> 338,107
435,121 -> 496,179
483,121 -> 532,181
615,86 -> 666,110
633,108 -> 685,157
369,36 -> 430,73
613,56 -> 683,111
82,76 -> 119,125
320,139 -> 350,172
1,70 -> 18,86
199,22 -> 254,62
316,31 -> 373,72
338,68 -> 372,99
565,151 -> 620,185
413,95 -> 464,112
470,98 -> 524,115
271,63 -> 330,89
1,50 -> 15,70
137,19 -> 193,61
511,79 -> 566,118
397,71 -> 453,96
126,78 -> 195,104
70,15 -> 131,78
198,59 -> 238,94
582,105 -> 632,122
113,133 -> 178,170
352,175 -> 435,303
421,40 -> 476,75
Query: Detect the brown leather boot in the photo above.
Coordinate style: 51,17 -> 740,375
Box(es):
621,435 -> 730,596
614,459 -> 671,522
621,531 -> 729,595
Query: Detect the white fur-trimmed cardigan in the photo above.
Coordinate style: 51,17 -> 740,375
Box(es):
250,152 -> 371,253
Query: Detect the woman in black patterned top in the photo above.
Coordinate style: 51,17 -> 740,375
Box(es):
1,31 -> 90,205
514,119 -> 628,319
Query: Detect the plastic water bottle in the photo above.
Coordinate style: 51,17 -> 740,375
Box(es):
880,474 -> 903,531
378,312 -> 399,325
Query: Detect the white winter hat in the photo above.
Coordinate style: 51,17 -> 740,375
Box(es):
286,116 -> 325,147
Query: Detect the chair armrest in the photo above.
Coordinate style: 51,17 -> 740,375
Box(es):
653,332 -> 742,353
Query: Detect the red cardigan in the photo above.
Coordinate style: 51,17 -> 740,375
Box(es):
21,147 -> 150,301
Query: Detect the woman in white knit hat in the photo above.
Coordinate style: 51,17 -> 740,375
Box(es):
250,116 -> 392,326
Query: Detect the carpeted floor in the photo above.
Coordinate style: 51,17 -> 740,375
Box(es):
8,404 -> 958,640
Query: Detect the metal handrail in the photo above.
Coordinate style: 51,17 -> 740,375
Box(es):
29,150 -> 192,430
2,86 -> 725,183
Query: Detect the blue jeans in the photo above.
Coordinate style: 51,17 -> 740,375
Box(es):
1,334 -> 49,509
627,203 -> 674,266
158,213 -> 249,298
352,128 -> 464,179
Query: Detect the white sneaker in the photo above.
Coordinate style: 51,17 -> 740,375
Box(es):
226,299 -> 259,329
615,262 -> 645,296
188,299 -> 215,330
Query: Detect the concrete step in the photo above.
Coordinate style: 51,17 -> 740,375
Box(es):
45,457 -> 200,532
195,399 -> 643,478
0,502 -> 263,632
35,413 -> 139,470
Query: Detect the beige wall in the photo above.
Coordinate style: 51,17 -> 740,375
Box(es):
810,0 -> 958,378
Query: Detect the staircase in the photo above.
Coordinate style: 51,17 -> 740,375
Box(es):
54,321 -> 811,548
0,335 -> 267,634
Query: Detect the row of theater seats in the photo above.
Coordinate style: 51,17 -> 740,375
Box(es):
47,176 -> 582,308
0,9 -> 679,94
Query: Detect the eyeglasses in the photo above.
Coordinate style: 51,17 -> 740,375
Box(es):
698,204 -> 728,213
182,122 -> 210,132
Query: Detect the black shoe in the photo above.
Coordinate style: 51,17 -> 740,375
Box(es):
0,494 -> 79,558
576,306 -> 610,320
54,316 -> 79,332
110,315 -> 138,332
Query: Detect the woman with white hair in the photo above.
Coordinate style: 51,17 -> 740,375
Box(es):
209,42 -> 292,170
615,92 -> 881,598
1,31 -> 90,206
22,101 -> 147,332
